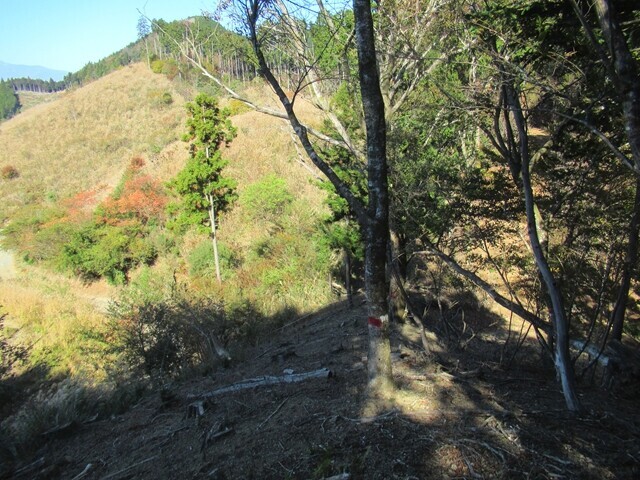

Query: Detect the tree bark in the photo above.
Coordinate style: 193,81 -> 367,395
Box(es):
611,176 -> 640,341
502,83 -> 582,413
344,247 -> 353,308
388,226 -> 407,322
207,195 -> 222,284
594,0 -> 640,171
592,0 -> 640,341
241,0 -> 394,391
354,0 -> 394,392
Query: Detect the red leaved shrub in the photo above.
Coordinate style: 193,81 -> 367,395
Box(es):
98,175 -> 167,225
1,165 -> 19,180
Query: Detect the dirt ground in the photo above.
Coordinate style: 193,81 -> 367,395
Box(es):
6,299 -> 640,479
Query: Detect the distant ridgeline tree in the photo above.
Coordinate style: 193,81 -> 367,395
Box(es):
5,77 -> 66,93
168,93 -> 237,284
63,39 -> 146,86
150,16 -> 256,85
138,15 -> 152,69
0,81 -> 19,119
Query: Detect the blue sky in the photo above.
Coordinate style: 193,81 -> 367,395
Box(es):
0,0 -> 213,73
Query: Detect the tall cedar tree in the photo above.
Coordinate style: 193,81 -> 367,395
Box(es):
170,93 -> 237,283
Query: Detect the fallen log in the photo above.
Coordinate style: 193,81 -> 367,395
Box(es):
572,339 -> 640,374
188,368 -> 333,399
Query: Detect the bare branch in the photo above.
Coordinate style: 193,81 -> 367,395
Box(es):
146,14 -> 352,151
417,245 -> 551,336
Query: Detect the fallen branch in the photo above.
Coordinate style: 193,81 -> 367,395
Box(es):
101,455 -> 158,480
571,339 -> 613,367
258,396 -> 290,430
188,368 -> 333,399
417,247 -> 551,335
572,338 -> 640,372
70,463 -> 93,480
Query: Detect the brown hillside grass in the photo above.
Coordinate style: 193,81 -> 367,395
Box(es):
0,63 -> 188,221
16,90 -> 65,112
219,108 -> 327,250
0,64 -> 335,384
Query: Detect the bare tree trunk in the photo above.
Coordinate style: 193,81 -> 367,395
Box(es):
144,39 -> 150,69
354,0 -> 393,392
388,226 -> 407,322
502,84 -> 582,413
242,0 -> 393,391
594,0 -> 640,170
611,176 -> 640,340
592,0 -> 640,342
207,195 -> 222,285
344,247 -> 353,308
201,140 -> 222,285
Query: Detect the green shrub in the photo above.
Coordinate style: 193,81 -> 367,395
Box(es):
161,92 -> 173,105
28,220 -> 79,265
62,223 -> 156,285
241,174 -> 293,226
146,89 -> 174,108
188,240 -> 240,279
150,59 -> 164,74
226,98 -> 252,116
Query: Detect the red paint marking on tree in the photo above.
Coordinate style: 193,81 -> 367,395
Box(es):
368,317 -> 382,328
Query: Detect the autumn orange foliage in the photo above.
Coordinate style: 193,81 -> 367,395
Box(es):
61,186 -> 106,221
98,175 -> 167,225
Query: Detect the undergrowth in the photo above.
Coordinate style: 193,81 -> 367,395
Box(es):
0,69 -> 339,467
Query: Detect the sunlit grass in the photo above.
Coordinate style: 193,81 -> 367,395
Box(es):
0,63 -> 188,221
0,266 -> 113,381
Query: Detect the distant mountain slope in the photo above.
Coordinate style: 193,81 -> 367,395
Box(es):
0,60 -> 68,81
0,61 -> 327,226
0,63 -> 188,220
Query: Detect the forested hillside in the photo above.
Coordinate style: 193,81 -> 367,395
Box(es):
1,1 -> 640,478
165,0 -> 640,411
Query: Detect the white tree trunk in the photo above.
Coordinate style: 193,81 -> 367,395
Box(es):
207,194 -> 222,284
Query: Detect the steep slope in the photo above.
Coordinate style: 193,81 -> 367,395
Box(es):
0,61 -> 334,388
0,63 -> 187,221
6,300 -> 639,480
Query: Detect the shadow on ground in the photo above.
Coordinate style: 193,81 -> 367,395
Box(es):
3,295 -> 640,479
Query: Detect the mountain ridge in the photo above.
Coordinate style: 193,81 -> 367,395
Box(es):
0,60 -> 68,81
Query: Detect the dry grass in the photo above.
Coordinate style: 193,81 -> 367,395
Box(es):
0,63 -> 188,220
220,107 -> 327,250
0,64 -> 337,374
0,264 -> 113,380
0,63 -> 341,368
16,91 -> 65,112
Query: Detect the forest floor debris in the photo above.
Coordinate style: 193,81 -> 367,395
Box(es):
3,300 -> 639,479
